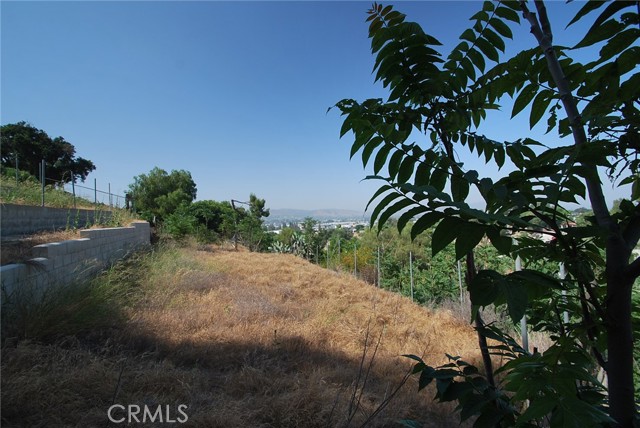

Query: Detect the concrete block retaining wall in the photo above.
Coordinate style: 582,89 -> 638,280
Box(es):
1,221 -> 150,301
1,203 -> 113,237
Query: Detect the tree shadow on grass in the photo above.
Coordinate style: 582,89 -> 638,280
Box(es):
2,321 -> 461,428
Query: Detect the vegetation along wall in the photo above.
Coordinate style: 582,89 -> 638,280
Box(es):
0,203 -> 113,237
0,221 -> 150,300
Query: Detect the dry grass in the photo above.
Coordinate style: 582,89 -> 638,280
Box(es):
1,229 -> 81,266
2,244 -> 484,427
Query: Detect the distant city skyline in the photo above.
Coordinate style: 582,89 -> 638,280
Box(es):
2,1 -> 627,212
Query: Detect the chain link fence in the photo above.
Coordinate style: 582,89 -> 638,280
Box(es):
5,158 -> 128,210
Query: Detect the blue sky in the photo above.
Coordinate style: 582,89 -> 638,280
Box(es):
1,1 -> 626,212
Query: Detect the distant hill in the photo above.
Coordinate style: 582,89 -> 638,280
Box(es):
269,208 -> 368,221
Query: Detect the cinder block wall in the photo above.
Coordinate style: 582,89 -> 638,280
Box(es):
0,203 -> 113,237
0,221 -> 150,301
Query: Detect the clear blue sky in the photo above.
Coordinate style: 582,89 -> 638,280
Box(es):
1,1 -> 625,212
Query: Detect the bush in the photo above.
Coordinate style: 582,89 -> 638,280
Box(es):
0,166 -> 37,183
162,210 -> 197,239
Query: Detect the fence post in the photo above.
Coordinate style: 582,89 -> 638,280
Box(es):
516,255 -> 528,352
353,241 -> 357,277
109,183 -> 112,207
94,178 -> 97,208
71,175 -> 76,209
457,259 -> 464,306
15,153 -> 18,185
409,251 -> 414,301
327,241 -> 330,269
560,263 -> 569,324
40,159 -> 45,207
377,246 -> 381,287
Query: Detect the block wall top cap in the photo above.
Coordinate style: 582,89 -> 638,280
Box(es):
89,227 -> 127,232
33,242 -> 62,249
58,239 -> 88,245
0,263 -> 25,271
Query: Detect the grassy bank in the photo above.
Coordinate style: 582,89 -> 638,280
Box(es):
1,242 -> 493,427
1,175 -> 96,209
1,175 -> 136,223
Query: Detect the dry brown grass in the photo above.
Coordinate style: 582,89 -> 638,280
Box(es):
2,244 -> 484,427
1,229 -> 81,266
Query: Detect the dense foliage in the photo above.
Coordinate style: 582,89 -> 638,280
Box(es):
334,1 -> 639,426
127,168 -> 272,250
1,122 -> 96,184
128,167 -> 197,222
157,190 -> 272,251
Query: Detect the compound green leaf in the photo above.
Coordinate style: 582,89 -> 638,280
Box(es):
475,36 -> 499,62
432,216 -> 463,256
489,17 -> 512,39
378,198 -> 414,231
411,211 -> 444,240
365,184 -> 393,212
388,149 -> 404,179
512,83 -> 538,118
529,90 -> 553,129
369,192 -> 402,226
495,6 -> 520,23
374,143 -> 393,175
454,222 -> 485,260
397,155 -> 416,183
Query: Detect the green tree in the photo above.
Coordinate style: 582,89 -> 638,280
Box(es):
163,204 -> 198,239
326,226 -> 354,269
336,1 -> 638,426
296,217 -> 331,262
1,121 -> 96,184
234,193 -> 270,251
188,200 -> 236,236
249,193 -> 270,219
128,167 -> 197,222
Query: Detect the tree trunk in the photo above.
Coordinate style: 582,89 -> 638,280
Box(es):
607,240 -> 636,426
520,2 -> 637,424
466,252 -> 495,388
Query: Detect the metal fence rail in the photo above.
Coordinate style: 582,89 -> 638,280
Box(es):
8,158 -> 127,209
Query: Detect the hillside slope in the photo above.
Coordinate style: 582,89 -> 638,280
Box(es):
2,245 -> 481,427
